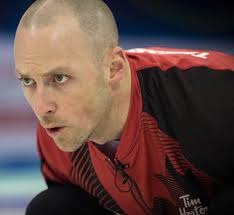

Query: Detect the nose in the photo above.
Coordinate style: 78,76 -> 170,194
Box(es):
33,89 -> 57,118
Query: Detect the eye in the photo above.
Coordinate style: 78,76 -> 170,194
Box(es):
54,74 -> 69,83
19,77 -> 35,87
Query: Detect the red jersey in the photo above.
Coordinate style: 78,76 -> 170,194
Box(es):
37,47 -> 234,215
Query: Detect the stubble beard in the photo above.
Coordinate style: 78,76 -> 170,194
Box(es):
54,129 -> 91,152
54,99 -> 111,153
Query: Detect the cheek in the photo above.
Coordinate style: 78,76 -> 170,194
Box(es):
62,86 -> 109,125
60,92 -> 97,122
59,73 -> 109,124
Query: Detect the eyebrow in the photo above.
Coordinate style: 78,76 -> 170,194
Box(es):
15,66 -> 73,78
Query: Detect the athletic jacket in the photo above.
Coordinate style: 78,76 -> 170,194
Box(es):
37,47 -> 234,215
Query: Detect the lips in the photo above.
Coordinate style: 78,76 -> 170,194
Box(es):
46,126 -> 65,137
47,127 -> 62,132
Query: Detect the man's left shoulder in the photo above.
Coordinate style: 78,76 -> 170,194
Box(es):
125,47 -> 234,72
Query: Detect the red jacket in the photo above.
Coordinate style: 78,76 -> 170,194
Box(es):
37,47 -> 234,214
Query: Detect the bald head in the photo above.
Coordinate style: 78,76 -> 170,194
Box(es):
18,0 -> 119,63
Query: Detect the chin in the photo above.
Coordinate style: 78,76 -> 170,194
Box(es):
54,140 -> 84,152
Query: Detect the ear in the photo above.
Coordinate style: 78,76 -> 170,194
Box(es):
108,47 -> 127,84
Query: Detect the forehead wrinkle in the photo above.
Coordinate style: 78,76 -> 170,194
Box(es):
16,66 -> 40,78
16,65 -> 76,78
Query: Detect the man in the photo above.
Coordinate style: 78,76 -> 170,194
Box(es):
14,0 -> 234,214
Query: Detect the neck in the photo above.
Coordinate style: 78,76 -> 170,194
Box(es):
90,58 -> 132,144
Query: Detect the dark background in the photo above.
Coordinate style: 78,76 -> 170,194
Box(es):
1,0 -> 234,38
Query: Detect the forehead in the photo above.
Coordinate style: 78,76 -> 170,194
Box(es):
14,19 -> 92,74
14,17 -> 93,66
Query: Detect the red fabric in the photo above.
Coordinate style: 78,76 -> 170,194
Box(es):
37,47 -> 234,214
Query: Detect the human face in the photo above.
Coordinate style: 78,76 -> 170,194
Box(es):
14,18 -> 112,152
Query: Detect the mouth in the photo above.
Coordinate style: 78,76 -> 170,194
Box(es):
46,126 -> 65,137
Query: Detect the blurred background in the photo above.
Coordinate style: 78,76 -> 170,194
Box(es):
0,0 -> 233,214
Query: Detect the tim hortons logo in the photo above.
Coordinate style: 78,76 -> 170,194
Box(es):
178,194 -> 208,215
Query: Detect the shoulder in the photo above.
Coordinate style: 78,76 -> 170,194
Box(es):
125,47 -> 234,72
127,47 -> 234,180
